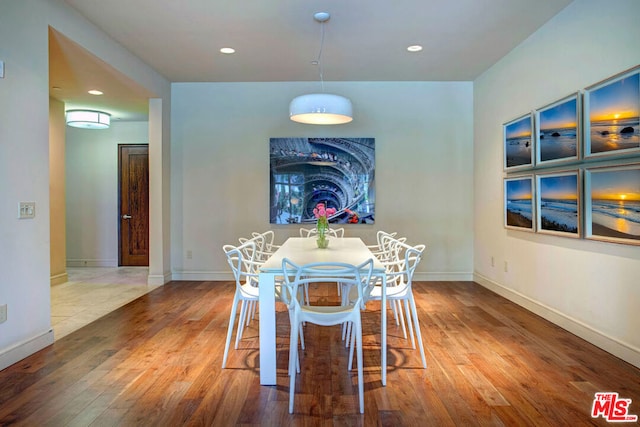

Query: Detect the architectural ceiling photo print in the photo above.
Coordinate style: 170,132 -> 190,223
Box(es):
270,137 -> 375,225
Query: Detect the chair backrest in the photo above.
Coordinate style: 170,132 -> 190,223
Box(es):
376,230 -> 397,247
377,234 -> 406,263
281,259 -> 374,311
383,241 -> 425,290
223,240 -> 261,290
239,233 -> 270,262
252,230 -> 278,253
328,227 -> 345,238
300,227 -> 344,238
299,227 -> 315,237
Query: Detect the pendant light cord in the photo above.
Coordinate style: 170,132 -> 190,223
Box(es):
316,20 -> 326,92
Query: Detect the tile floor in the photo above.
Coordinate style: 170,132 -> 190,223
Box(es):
51,267 -> 160,340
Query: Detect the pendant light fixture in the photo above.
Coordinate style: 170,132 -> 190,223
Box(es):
66,110 -> 111,129
289,12 -> 353,125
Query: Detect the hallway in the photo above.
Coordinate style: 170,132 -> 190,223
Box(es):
51,267 -> 159,340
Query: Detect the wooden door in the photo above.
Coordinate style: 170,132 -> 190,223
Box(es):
118,144 -> 149,266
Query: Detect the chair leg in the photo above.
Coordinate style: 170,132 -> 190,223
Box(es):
404,299 -> 416,349
355,316 -> 364,414
288,316 -> 300,413
409,295 -> 427,369
222,296 -> 239,369
348,322 -> 356,371
235,300 -> 248,348
344,322 -> 353,348
396,300 -> 408,340
299,323 -> 305,351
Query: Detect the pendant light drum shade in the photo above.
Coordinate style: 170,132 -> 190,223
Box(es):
289,93 -> 353,125
66,110 -> 111,129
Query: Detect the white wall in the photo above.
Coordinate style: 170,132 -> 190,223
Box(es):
0,0 -> 170,370
474,0 -> 640,367
66,122 -> 148,267
171,81 -> 474,281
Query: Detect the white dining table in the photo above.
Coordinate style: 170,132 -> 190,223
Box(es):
258,237 -> 388,386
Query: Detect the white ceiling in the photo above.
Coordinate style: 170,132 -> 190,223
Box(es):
52,0 -> 573,120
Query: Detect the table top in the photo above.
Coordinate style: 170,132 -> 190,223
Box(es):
260,237 -> 385,273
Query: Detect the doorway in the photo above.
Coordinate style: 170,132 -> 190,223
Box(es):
118,144 -> 149,266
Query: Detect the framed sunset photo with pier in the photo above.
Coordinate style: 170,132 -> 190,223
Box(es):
535,171 -> 580,237
585,164 -> 640,245
584,66 -> 640,158
535,93 -> 580,165
504,176 -> 534,231
504,113 -> 534,171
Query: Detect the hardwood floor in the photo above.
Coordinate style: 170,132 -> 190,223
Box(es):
1,280 -> 638,426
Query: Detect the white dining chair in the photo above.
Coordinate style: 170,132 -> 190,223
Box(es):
299,226 -> 346,302
357,241 -> 427,369
280,258 -> 374,414
342,234 -> 408,343
221,240 -> 262,369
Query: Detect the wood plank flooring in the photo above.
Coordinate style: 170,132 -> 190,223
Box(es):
1,280 -> 639,426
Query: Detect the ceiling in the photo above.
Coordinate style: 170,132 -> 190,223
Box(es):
52,0 -> 573,121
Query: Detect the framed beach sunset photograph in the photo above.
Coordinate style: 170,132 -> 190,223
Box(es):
584,66 -> 640,158
585,164 -> 640,245
535,93 -> 580,165
504,113 -> 534,171
535,171 -> 580,237
504,176 -> 534,231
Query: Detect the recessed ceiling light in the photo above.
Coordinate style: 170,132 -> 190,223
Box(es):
407,45 -> 423,52
88,89 -> 103,95
220,47 -> 235,54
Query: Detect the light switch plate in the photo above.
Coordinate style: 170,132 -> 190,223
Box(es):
19,202 -> 36,219
0,60 -> 4,78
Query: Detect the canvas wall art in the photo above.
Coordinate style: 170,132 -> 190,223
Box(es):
585,164 -> 640,245
584,67 -> 640,158
535,171 -> 580,237
269,137 -> 375,225
535,93 -> 580,165
504,113 -> 534,171
504,176 -> 534,231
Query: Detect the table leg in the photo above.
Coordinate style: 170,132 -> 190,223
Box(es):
381,274 -> 387,386
259,272 -> 277,385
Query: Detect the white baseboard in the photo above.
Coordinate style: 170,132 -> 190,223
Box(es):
66,259 -> 118,268
171,270 -> 473,282
474,272 -> 640,369
147,271 -> 172,286
414,271 -> 473,281
171,271 -> 233,281
0,329 -> 55,371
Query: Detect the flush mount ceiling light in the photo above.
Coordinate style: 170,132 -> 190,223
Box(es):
289,12 -> 353,125
66,110 -> 111,129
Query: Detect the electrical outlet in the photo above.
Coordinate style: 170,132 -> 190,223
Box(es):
491,256 -> 495,267
0,304 -> 7,323
186,250 -> 193,259
504,261 -> 508,272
